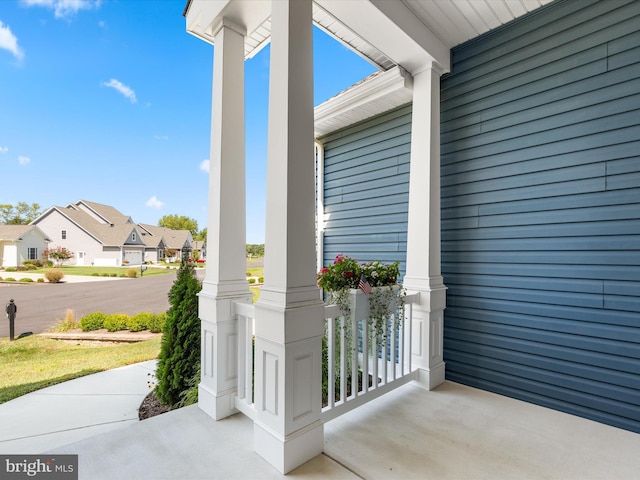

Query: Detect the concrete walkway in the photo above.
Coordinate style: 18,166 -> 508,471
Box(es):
2,363 -> 639,479
0,272 -> 125,284
0,361 -> 156,454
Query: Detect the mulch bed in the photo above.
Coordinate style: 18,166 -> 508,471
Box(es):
138,391 -> 170,420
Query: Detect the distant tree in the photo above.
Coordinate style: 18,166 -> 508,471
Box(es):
246,244 -> 264,258
158,214 -> 198,237
0,202 -> 42,224
44,246 -> 74,266
194,227 -> 207,242
155,254 -> 202,407
164,249 -> 178,262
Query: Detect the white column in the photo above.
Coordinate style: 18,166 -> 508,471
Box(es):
198,18 -> 252,421
403,63 -> 447,390
252,0 -> 325,473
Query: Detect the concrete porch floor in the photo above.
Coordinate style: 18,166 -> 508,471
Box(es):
49,380 -> 640,480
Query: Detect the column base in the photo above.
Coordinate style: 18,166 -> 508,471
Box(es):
414,361 -> 446,391
254,420 -> 324,474
198,383 -> 237,420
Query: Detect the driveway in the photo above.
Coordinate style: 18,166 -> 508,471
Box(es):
0,270 -> 204,337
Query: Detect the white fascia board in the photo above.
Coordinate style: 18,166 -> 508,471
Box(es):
314,66 -> 413,139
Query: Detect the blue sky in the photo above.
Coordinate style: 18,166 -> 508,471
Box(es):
0,0 -> 376,243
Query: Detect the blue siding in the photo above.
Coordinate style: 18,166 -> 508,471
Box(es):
441,0 -> 640,434
320,105 -> 412,271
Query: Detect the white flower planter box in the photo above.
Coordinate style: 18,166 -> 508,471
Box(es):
349,285 -> 402,322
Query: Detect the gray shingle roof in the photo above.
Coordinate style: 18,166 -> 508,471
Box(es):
74,200 -> 133,225
138,224 -> 193,250
0,224 -> 51,242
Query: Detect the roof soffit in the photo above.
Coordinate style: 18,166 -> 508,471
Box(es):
186,0 -> 553,76
317,0 -> 450,73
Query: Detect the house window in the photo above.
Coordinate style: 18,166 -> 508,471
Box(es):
61,230 -> 67,240
132,232 -> 136,242
28,248 -> 38,260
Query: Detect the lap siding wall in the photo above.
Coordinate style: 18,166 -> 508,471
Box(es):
441,0 -> 640,434
319,104 -> 412,271
319,0 -> 640,434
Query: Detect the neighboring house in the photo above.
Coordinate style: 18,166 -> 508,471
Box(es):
0,224 -> 50,268
186,0 -> 639,473
32,200 -> 147,266
192,240 -> 206,260
138,224 -> 193,262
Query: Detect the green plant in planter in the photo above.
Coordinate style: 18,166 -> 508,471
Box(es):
317,255 -> 406,345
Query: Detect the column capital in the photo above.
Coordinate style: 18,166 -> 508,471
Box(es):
412,60 -> 447,77
211,17 -> 246,39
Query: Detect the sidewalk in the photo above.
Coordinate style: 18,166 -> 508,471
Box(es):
0,360 -> 156,454
0,272 -> 125,284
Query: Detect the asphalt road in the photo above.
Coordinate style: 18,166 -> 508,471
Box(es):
0,272 -> 192,338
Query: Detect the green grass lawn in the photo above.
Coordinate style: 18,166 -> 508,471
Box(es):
28,266 -> 175,277
0,335 -> 160,404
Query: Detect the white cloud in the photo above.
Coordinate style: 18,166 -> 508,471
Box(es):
0,21 -> 24,61
146,196 -> 164,209
21,0 -> 101,19
0,146 -> 8,154
154,135 -> 168,141
101,78 -> 137,103
18,155 -> 30,165
199,159 -> 210,173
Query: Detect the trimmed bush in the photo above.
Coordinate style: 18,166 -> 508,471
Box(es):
19,278 -> 34,282
147,312 -> 167,333
44,269 -> 64,283
128,312 -> 154,332
258,276 -> 264,283
37,278 -> 44,283
5,267 -> 16,272
155,255 -> 202,407
248,277 -> 256,284
126,269 -> 137,278
91,273 -> 100,276
104,313 -> 130,332
4,277 -> 15,282
80,312 -> 106,331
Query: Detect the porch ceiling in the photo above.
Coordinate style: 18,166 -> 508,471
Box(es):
185,0 -> 554,73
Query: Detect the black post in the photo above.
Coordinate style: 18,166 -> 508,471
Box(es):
6,299 -> 17,342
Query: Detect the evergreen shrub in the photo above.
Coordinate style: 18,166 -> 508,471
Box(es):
80,312 -> 106,331
155,255 -> 202,407
147,312 -> 167,333
128,312 -> 154,332
104,313 -> 129,332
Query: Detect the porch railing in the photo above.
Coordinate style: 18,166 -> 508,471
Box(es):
232,291 -> 419,422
